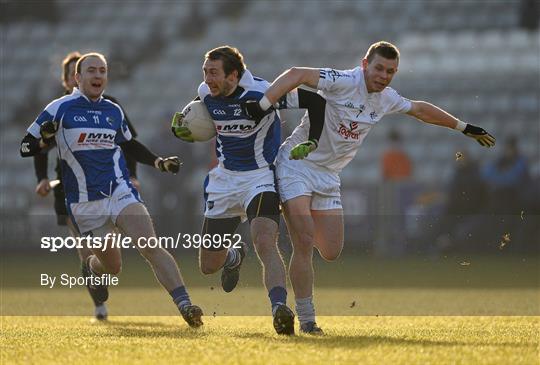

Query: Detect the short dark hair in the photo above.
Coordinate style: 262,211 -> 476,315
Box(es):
205,46 -> 246,78
61,51 -> 81,88
75,52 -> 107,74
365,41 -> 400,63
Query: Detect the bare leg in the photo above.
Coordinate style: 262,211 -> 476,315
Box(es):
115,202 -> 184,292
312,209 -> 344,261
250,216 -> 286,291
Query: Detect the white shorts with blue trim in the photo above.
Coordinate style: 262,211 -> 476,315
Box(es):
203,166 -> 277,222
69,181 -> 142,235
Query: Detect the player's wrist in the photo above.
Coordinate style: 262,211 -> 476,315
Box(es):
455,119 -> 467,132
259,96 -> 272,111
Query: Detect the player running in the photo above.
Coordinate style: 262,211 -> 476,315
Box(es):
172,46 -> 325,335
33,51 -> 140,320
20,52 -> 203,328
243,41 -> 496,334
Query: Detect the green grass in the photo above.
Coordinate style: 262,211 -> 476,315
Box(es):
1,254 -> 539,363
2,315 -> 538,365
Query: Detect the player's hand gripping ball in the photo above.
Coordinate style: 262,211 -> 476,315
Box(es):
172,101 -> 216,142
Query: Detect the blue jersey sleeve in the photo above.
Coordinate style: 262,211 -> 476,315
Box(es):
115,117 -> 132,144
27,110 -> 55,138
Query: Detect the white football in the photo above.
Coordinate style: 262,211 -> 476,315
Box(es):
180,100 -> 216,142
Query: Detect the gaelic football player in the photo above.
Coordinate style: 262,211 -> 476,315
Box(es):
172,46 -> 326,335
33,51 -> 140,320
21,53 -> 203,328
243,41 -> 496,334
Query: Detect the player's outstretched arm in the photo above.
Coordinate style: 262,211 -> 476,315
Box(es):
243,68 -> 320,120
406,101 -> 495,147
119,139 -> 182,174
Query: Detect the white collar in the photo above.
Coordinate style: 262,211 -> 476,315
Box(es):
238,69 -> 255,89
72,87 -> 103,103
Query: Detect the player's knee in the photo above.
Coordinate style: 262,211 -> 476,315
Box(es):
318,240 -> 343,261
293,232 -> 315,254
252,232 -> 277,254
320,248 -> 342,261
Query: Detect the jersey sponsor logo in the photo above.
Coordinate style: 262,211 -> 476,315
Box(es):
74,116 -> 88,122
338,122 -> 361,140
77,132 -> 115,145
216,123 -> 255,134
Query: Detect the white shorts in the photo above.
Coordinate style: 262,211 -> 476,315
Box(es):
276,150 -> 342,211
68,181 -> 142,235
203,166 -> 277,222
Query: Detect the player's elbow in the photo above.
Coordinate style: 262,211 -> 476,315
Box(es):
288,67 -> 309,85
20,134 -> 40,157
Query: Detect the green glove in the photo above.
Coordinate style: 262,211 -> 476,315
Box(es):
171,112 -> 194,143
289,139 -> 318,160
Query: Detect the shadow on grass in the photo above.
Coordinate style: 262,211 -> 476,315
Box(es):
97,320 -> 536,348
100,319 -> 207,339
233,332 -> 537,349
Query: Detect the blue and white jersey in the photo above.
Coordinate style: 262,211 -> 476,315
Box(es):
27,88 -> 135,205
198,70 -> 281,172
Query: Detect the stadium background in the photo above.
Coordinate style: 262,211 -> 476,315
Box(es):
1,0 -> 539,316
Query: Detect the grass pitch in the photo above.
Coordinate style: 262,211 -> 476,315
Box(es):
2,315 -> 538,365
2,254 -> 538,363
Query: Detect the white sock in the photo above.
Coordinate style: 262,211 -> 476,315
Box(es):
295,296 -> 315,325
223,248 -> 240,269
95,304 -> 108,317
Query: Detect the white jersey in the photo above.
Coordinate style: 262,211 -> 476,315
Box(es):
281,67 -> 411,173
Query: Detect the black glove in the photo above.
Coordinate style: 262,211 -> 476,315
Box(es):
40,121 -> 58,141
462,124 -> 496,147
241,100 -> 272,123
157,156 -> 182,174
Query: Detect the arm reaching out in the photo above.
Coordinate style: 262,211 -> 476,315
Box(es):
243,68 -> 321,119
407,100 -> 495,147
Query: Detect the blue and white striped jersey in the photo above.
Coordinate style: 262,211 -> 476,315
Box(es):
198,70 -> 281,172
26,88 -> 135,205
